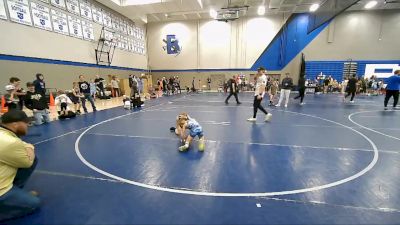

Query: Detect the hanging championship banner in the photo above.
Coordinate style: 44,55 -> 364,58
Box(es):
79,0 -> 91,20
37,0 -> 49,3
68,15 -> 82,38
0,0 -> 8,20
7,0 -> 32,26
111,15 -> 119,31
123,36 -> 129,51
127,24 -> 134,37
104,29 -> 113,46
128,39 -> 133,52
81,20 -> 94,41
31,2 -> 52,31
120,20 -> 127,34
133,40 -> 138,53
51,9 -> 68,35
92,6 -> 102,25
66,0 -> 79,15
50,0 -> 65,9
102,11 -> 111,28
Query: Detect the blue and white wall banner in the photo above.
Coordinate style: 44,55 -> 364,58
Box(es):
128,39 -> 133,52
111,15 -> 119,31
102,11 -> 111,28
127,24 -> 133,36
68,15 -> 82,39
91,5 -> 102,25
66,0 -> 79,15
120,20 -> 127,34
50,0 -> 66,9
81,19 -> 93,41
7,0 -> 32,26
79,0 -> 91,20
31,2 -> 52,31
51,9 -> 68,35
104,29 -> 113,45
123,36 -> 129,51
0,0 -> 8,20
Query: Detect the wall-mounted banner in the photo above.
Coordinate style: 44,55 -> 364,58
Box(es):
113,33 -> 121,49
37,0 -> 49,3
7,0 -> 32,26
91,5 -> 102,25
81,20 -> 94,41
66,0 -> 79,15
79,0 -> 91,20
120,20 -> 127,34
163,34 -> 181,55
0,0 -> 8,20
102,11 -> 111,28
127,24 -> 134,36
111,15 -> 119,31
68,15 -> 82,39
104,29 -> 113,45
50,0 -> 65,9
128,39 -> 133,52
31,2 -> 52,31
51,9 -> 68,35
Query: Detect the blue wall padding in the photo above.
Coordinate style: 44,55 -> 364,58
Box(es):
251,14 -> 330,71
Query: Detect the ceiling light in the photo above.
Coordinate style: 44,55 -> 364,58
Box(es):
257,6 -> 265,15
365,1 -> 378,9
309,3 -> 319,12
210,9 -> 217,19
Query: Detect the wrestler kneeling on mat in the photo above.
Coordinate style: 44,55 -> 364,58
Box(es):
170,113 -> 205,152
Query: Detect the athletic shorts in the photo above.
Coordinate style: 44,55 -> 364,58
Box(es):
189,127 -> 203,138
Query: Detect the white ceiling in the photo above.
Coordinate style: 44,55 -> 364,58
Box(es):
95,0 -> 400,24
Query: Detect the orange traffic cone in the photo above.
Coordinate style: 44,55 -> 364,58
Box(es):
49,93 -> 55,107
1,96 -> 8,113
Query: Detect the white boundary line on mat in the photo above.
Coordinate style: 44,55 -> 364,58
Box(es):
75,105 -> 379,197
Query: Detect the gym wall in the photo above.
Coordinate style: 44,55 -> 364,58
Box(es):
0,0 -> 147,91
150,9 -> 400,86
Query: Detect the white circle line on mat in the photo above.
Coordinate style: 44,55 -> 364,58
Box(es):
348,110 -> 400,141
75,107 -> 379,197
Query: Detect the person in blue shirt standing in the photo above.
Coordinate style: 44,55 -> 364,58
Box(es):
384,70 -> 400,110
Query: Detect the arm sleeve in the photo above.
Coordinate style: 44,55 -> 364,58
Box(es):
0,141 -> 34,168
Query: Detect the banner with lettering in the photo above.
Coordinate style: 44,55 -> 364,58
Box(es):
68,15 -> 83,39
81,19 -> 94,41
79,0 -> 91,20
66,0 -> 79,15
7,0 -> 32,26
102,11 -> 112,29
0,0 -> 8,20
50,0 -> 66,9
31,1 -> 52,31
91,5 -> 103,25
51,9 -> 69,35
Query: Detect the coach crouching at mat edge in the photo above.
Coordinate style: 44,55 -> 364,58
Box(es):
0,110 -> 40,221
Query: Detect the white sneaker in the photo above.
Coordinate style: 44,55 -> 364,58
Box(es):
275,104 -> 281,107
265,114 -> 272,122
247,118 -> 257,122
350,101 -> 354,103
284,104 -> 288,108
300,102 -> 305,106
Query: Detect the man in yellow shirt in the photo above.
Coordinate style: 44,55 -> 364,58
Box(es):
0,110 -> 40,221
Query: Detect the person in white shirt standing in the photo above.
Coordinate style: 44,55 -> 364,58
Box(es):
276,73 -> 293,108
247,67 -> 272,122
